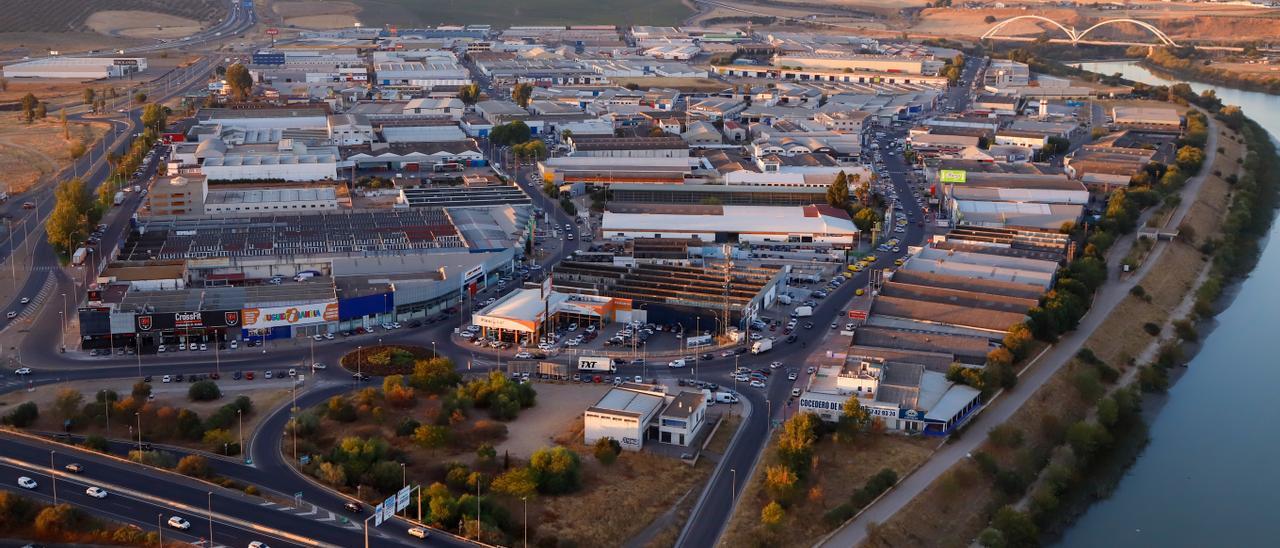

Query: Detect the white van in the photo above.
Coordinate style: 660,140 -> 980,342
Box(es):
667,359 -> 687,368
293,272 -> 316,282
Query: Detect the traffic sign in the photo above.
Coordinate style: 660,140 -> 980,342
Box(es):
382,496 -> 395,522
266,28 -> 279,36
374,503 -> 384,526
396,486 -> 411,512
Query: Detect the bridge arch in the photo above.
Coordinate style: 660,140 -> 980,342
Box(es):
1075,18 -> 1178,47
980,15 -> 1076,41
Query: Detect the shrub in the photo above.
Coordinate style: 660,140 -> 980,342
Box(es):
82,435 -> 109,452
395,417 -> 421,437
1142,322 -> 1161,336
592,437 -> 622,465
987,425 -> 1024,449
176,455 -> 211,478
760,500 -> 785,528
529,446 -> 581,494
491,467 -> 538,498
188,381 -> 221,401
4,402 -> 38,427
823,502 -> 856,527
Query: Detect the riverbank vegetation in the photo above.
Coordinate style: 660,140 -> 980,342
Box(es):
863,63 -> 1257,546
1132,45 -> 1280,95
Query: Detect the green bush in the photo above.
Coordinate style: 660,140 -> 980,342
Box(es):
4,402 -> 38,427
186,381 -> 220,402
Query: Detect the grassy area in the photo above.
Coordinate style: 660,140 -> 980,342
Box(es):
1121,235 -> 1154,272
351,0 -> 692,27
719,432 -> 934,548
0,114 -> 105,193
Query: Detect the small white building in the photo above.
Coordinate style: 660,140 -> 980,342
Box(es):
584,384 -> 707,451
798,361 -> 981,435
403,97 -> 466,120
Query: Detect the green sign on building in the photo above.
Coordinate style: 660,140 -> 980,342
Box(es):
940,169 -> 967,183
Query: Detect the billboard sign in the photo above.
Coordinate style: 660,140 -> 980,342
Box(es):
396,486 -> 411,512
135,310 -> 241,332
241,302 -> 338,329
939,170 -> 967,184
374,502 -> 384,526
113,59 -> 139,66
463,264 -> 485,285
266,27 -> 279,36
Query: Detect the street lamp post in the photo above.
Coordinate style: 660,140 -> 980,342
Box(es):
49,450 -> 57,505
207,491 -> 214,545
135,412 -> 142,453
431,341 -> 437,359
731,468 -> 737,502
237,409 -> 243,460
60,292 -> 67,351
157,513 -> 163,547
522,496 -> 528,548
101,389 -> 110,433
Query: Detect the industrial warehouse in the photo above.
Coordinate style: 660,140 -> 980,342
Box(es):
2,57 -> 148,79
583,384 -> 707,451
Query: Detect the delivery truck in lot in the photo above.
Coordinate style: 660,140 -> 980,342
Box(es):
793,305 -> 813,317
577,356 -> 616,373
751,338 -> 773,354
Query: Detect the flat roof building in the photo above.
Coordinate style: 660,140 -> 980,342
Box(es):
601,204 -> 858,246
3,57 -> 147,79
797,361 -> 981,435
584,384 -> 707,451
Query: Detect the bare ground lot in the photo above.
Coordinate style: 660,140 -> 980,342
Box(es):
86,11 -> 205,40
272,0 -> 362,28
0,115 -> 106,194
494,381 -> 608,458
719,432 -> 935,548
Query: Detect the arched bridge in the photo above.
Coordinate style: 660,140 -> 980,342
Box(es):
981,15 -> 1178,47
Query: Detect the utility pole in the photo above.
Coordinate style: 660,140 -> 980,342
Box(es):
49,450 -> 57,505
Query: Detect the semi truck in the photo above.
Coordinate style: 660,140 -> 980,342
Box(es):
71,247 -> 88,265
578,356 -> 616,373
751,338 -> 773,354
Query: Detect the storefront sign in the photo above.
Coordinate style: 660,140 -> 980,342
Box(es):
241,302 -> 338,329
940,169 -> 967,184
135,310 -> 241,332
463,264 -> 485,284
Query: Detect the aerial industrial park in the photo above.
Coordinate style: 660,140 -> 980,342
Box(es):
0,1 -> 1277,547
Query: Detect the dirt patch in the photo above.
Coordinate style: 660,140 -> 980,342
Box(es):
0,114 -> 105,194
494,382 -> 608,458
537,443 -> 712,547
719,432 -> 935,548
86,11 -> 203,39
273,0 -> 361,27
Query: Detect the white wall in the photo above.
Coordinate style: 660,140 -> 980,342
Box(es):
584,412 -> 645,451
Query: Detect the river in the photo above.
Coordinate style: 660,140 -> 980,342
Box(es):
1057,61 -> 1280,546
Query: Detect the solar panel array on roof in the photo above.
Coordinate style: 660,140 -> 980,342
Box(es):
119,210 -> 463,261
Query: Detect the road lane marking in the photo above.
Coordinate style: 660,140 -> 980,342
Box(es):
0,455 -> 342,548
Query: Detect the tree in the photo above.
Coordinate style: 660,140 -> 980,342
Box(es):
19,92 -> 38,122
318,461 -> 347,487
176,455 -> 211,478
592,437 -> 621,465
141,103 -> 167,133
763,464 -> 800,503
53,388 -> 84,421
529,446 -> 581,494
852,207 -> 881,233
34,503 -> 82,538
826,171 -> 849,208
411,357 -> 461,393
224,64 -> 253,101
188,380 -> 221,401
413,424 -> 450,450
83,434 -> 109,452
1175,145 -> 1205,171
131,381 -> 152,401
45,178 -> 92,255
991,506 -> 1038,548
457,83 -> 481,105
775,412 -> 819,477
511,83 -> 534,108
491,467 -> 538,498
838,395 -> 871,438
132,91 -> 147,104
760,500 -> 785,528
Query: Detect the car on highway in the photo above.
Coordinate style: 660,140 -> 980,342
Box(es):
19,297 -> 29,305
85,486 -> 108,499
787,372 -> 798,381
408,526 -> 429,539
161,375 -> 171,383
311,363 -> 326,370
249,542 -> 271,548
343,501 -> 362,513
167,516 -> 191,530
64,463 -> 84,473
14,367 -> 31,375
5,312 -> 15,319
17,476 -> 36,489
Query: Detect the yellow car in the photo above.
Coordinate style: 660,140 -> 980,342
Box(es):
850,264 -> 864,272
894,258 -> 904,266
855,288 -> 865,296
865,255 -> 878,263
